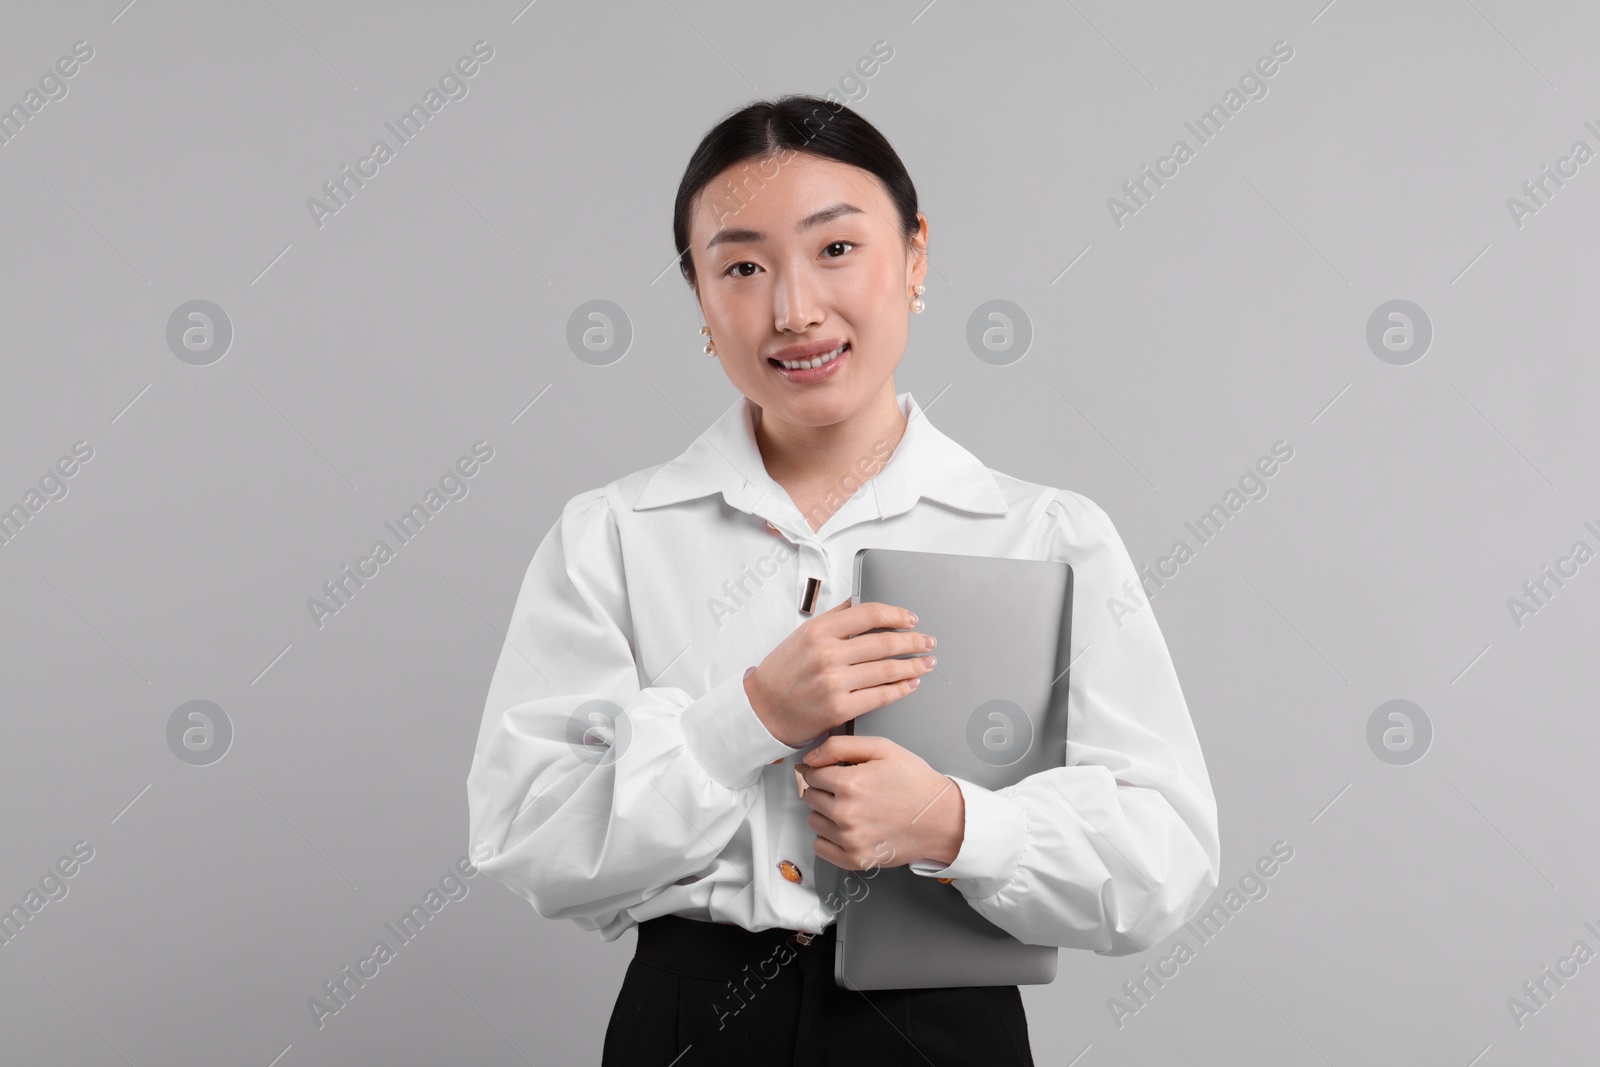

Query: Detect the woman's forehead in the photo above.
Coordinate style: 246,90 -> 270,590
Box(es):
692,157 -> 888,244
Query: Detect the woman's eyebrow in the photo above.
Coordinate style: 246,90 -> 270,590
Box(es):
705,202 -> 865,250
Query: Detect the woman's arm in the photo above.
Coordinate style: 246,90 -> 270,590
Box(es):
466,487 -> 806,937
906,490 -> 1222,956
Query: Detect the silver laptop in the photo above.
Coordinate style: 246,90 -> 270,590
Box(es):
820,546 -> 1073,990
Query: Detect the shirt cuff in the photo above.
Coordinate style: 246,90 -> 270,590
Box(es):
907,775 -> 1027,900
680,667 -> 807,790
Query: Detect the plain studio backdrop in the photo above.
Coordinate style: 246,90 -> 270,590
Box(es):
2,0 -> 1598,1063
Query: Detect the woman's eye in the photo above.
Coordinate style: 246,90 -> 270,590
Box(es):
722,244 -> 852,277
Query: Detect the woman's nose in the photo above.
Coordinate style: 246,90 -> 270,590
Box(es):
773,272 -> 824,334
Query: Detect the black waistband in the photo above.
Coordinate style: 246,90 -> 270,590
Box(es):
633,914 -> 836,984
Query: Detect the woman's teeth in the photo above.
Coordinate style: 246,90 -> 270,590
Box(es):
775,343 -> 847,370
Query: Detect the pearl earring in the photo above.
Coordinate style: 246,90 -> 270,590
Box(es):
700,324 -> 716,357
910,284 -> 926,313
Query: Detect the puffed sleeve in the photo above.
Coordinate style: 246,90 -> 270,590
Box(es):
906,489 -> 1221,955
466,488 -> 806,938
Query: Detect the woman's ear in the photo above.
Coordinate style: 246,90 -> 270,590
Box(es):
907,212 -> 929,287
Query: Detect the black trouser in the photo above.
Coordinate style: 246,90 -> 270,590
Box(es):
601,914 -> 1035,1066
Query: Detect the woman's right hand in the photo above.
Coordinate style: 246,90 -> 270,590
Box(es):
743,597 -> 938,748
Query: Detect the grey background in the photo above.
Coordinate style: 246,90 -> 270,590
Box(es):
2,0 -> 1597,1063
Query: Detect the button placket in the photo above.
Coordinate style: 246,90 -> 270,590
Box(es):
756,524 -> 832,924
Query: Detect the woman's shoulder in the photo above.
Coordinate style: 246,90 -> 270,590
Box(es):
984,466 -> 1116,532
981,468 -> 1137,573
550,483 -> 613,523
550,457 -> 688,535
555,460 -> 674,519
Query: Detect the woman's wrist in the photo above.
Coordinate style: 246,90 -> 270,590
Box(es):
920,775 -> 966,867
744,665 -> 794,746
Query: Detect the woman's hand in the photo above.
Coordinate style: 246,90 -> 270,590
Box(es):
797,735 -> 964,872
744,597 -> 937,747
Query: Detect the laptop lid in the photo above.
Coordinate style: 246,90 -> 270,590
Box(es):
821,546 -> 1073,990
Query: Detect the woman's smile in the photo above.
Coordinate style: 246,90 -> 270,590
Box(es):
769,341 -> 850,383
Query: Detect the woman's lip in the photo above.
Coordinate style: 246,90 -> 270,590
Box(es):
769,343 -> 849,383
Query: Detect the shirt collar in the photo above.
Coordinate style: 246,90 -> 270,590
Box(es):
632,391 -> 1009,531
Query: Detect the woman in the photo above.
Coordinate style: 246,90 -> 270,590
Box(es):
467,94 -> 1220,1065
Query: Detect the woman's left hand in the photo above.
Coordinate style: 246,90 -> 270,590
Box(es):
799,735 -> 964,872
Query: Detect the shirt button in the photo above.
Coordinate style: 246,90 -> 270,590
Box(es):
937,877 -> 955,884
777,859 -> 803,884
769,757 -> 784,764
799,574 -> 822,614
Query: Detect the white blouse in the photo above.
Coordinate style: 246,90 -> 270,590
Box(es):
467,391 -> 1220,956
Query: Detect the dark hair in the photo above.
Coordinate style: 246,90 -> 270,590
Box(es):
671,93 -> 921,290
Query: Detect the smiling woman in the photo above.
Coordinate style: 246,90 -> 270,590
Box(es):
467,93 -> 1218,1067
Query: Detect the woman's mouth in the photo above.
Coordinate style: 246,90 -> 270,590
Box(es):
768,342 -> 849,383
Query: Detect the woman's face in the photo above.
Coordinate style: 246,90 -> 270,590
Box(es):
687,151 -> 927,428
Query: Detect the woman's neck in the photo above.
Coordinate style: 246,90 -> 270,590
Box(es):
754,386 -> 907,533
